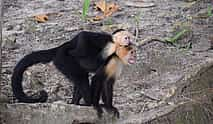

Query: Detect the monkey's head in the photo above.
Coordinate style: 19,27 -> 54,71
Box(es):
116,45 -> 137,65
112,29 -> 135,46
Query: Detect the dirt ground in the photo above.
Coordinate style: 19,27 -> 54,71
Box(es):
1,0 -> 213,123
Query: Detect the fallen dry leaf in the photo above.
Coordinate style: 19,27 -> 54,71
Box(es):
104,3 -> 119,16
93,0 -> 119,21
95,0 -> 107,13
93,15 -> 105,21
34,14 -> 48,23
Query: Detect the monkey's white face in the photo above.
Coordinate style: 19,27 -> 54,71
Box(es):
113,31 -> 135,46
116,45 -> 137,65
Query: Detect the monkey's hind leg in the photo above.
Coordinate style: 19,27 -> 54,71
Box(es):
54,54 -> 92,106
91,75 -> 105,118
102,80 -> 120,118
71,76 -> 92,106
71,86 -> 81,105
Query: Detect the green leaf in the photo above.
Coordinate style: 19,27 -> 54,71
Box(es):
207,5 -> 212,17
165,29 -> 188,44
165,37 -> 173,43
82,0 -> 90,19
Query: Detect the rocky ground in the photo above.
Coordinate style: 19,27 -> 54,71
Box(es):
0,0 -> 213,124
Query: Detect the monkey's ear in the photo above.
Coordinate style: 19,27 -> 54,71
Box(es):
112,29 -> 126,35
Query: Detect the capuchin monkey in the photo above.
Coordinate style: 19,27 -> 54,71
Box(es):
91,45 -> 136,118
69,29 -> 135,105
11,29 -> 135,105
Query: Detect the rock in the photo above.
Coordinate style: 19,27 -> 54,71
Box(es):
0,94 -> 10,103
0,103 -> 95,124
2,36 -> 19,49
0,103 -> 120,124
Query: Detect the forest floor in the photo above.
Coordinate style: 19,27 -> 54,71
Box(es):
1,0 -> 213,124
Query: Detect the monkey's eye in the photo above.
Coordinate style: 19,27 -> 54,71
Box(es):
124,36 -> 130,40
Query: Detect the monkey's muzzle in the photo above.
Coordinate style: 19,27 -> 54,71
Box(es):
128,49 -> 137,65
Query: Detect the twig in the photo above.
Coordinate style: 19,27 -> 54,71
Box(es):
137,36 -> 175,47
134,26 -> 139,44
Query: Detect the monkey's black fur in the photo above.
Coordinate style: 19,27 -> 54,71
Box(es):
12,48 -> 58,103
91,53 -> 120,117
112,29 -> 125,35
11,31 -> 115,104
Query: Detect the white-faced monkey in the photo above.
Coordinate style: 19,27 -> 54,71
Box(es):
11,29 -> 135,106
92,44 -> 136,118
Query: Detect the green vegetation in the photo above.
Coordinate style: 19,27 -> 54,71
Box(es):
165,29 -> 189,44
82,0 -> 90,19
207,5 -> 212,17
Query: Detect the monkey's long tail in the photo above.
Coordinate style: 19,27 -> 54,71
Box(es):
11,47 -> 58,103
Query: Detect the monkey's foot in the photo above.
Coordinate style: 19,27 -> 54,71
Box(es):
100,105 -> 120,118
94,106 -> 104,118
107,106 -> 120,118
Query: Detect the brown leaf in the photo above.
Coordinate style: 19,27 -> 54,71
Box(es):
104,3 -> 119,16
34,14 -> 48,23
94,0 -> 107,13
93,0 -> 119,21
93,15 -> 105,21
